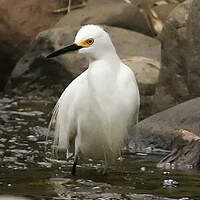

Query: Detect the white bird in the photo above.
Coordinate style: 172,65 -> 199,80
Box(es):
47,25 -> 140,176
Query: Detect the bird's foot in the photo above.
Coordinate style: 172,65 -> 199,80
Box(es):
97,166 -> 111,176
71,155 -> 78,176
66,151 -> 74,160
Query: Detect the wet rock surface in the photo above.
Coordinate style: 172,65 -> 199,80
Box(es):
129,98 -> 200,152
158,129 -> 200,170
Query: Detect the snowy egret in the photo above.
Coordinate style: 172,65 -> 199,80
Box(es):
47,25 -> 140,175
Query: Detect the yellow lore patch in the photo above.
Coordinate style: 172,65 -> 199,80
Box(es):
76,38 -> 94,48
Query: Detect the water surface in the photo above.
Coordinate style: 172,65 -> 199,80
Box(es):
0,96 -> 199,200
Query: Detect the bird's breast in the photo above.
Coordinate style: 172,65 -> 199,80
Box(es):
87,61 -> 119,97
76,64 -> 138,160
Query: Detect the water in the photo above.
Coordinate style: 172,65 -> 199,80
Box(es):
0,96 -> 200,200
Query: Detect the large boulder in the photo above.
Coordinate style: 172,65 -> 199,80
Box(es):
186,0 -> 200,97
0,0 -> 66,91
123,57 -> 160,119
7,26 -> 161,118
55,0 -> 153,36
55,0 -> 178,37
129,97 -> 200,152
152,0 -> 193,113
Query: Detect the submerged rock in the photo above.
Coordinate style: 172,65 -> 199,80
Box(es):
129,97 -> 200,152
162,179 -> 179,188
158,129 -> 200,170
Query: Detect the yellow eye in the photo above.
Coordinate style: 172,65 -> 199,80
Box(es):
86,38 -> 94,45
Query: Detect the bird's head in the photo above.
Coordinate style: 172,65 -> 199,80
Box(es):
46,25 -> 116,60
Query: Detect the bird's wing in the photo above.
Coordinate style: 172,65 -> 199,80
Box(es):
120,62 -> 140,124
48,70 -> 88,152
48,100 -> 59,132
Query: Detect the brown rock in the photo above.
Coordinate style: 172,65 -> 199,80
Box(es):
187,0 -> 200,97
152,0 -> 193,113
153,3 -> 178,23
123,57 -> 160,96
55,0 -> 152,36
126,1 -> 178,35
55,0 -> 178,37
157,129 -> 200,169
123,57 -> 160,119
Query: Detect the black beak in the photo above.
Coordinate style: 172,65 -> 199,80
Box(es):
46,43 -> 82,59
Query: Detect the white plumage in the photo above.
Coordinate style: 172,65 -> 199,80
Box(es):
48,25 -> 140,175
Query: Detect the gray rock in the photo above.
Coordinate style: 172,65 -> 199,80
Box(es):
7,26 -> 161,103
129,98 -> 200,152
152,0 -> 193,113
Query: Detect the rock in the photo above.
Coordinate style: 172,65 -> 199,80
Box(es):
7,27 -> 81,97
158,129 -> 200,170
123,57 -> 160,119
134,2 -> 178,36
7,26 -> 161,108
153,4 -> 178,23
55,0 -> 179,37
55,0 -> 154,36
152,0 -> 193,113
0,0 -> 66,91
123,57 -> 160,96
186,0 -> 200,97
129,98 -> 200,152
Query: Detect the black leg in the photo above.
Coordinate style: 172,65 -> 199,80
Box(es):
72,155 -> 78,176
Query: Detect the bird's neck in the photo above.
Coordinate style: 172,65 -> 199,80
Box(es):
88,53 -> 120,76
88,51 -> 120,70
87,53 -> 121,97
